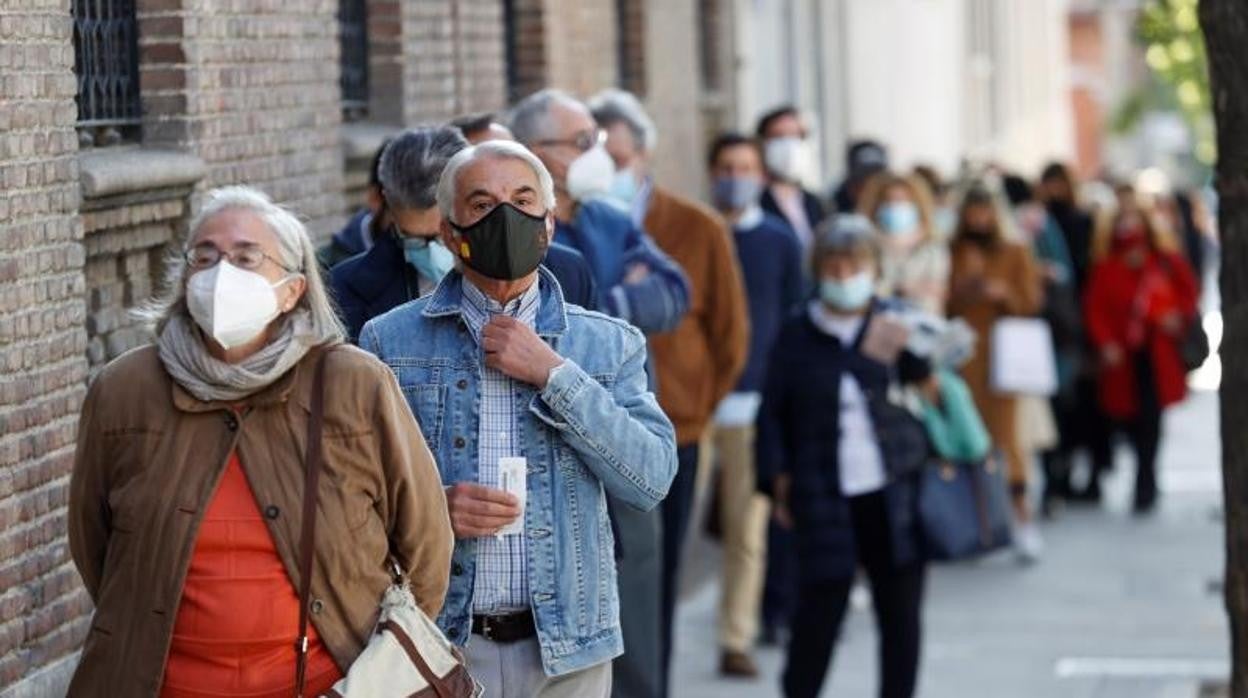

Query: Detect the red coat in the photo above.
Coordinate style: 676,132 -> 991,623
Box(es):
1083,249 -> 1199,419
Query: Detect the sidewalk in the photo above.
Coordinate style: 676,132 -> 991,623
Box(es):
671,390 -> 1227,698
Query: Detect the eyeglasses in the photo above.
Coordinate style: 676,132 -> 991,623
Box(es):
392,224 -> 441,244
533,129 -> 606,153
184,243 -> 297,272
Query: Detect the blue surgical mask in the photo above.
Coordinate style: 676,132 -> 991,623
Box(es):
608,169 -> 641,206
711,176 -> 763,211
819,272 -> 874,311
877,201 -> 920,236
401,237 -> 455,284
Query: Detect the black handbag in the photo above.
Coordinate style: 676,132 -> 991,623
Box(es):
917,455 -> 1013,561
867,391 -> 931,480
1179,320 -> 1210,372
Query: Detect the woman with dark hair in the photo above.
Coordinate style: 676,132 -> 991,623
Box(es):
947,184 -> 1045,560
1083,185 -> 1199,513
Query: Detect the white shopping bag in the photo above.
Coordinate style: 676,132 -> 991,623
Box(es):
989,317 -> 1058,396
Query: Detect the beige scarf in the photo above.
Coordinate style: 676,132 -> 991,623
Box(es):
157,310 -> 325,403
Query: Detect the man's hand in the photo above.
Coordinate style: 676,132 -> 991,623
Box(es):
445,483 -> 522,538
481,315 -> 564,388
623,262 -> 651,285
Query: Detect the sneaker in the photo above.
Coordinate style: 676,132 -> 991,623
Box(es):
1015,522 -> 1044,564
719,650 -> 760,678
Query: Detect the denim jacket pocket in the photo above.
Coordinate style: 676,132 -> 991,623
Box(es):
401,383 -> 448,446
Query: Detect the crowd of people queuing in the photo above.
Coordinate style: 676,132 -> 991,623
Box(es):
66,84 -> 1214,698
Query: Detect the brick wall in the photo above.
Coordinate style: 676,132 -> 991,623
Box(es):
0,3 -> 92,696
543,0 -> 619,98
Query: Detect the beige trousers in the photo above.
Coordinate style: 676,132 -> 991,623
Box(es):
713,424 -> 771,652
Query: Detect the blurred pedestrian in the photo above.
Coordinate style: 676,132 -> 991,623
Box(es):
912,164 -> 956,237
331,127 -> 599,344
755,106 -> 827,263
856,171 -> 950,315
705,132 -> 805,678
592,89 -> 751,692
68,186 -> 454,697
317,137 -> 390,269
360,140 -> 679,698
832,139 -> 889,213
451,111 -> 517,144
758,215 -> 930,698
947,184 -> 1045,560
1003,174 -> 1082,516
509,89 -> 691,698
1038,162 -> 1114,501
1083,185 -> 1199,514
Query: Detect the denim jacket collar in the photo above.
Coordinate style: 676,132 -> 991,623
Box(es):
421,266 -> 569,338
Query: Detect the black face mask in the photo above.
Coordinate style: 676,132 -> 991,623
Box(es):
450,203 -> 549,281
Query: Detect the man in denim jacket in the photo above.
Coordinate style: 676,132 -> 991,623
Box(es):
360,140 -> 678,697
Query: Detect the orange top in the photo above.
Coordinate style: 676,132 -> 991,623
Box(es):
162,452 -> 342,698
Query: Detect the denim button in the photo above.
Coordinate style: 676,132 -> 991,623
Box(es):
454,437 -> 466,449
452,563 -> 464,575
448,627 -> 460,639
263,505 -> 280,519
456,379 -> 468,390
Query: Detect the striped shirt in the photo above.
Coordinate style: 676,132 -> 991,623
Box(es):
461,278 -> 541,613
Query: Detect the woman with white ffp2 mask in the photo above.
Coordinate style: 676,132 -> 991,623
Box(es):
67,186 -> 455,698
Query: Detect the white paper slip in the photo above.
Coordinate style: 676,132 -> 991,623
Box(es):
497,457 -> 527,537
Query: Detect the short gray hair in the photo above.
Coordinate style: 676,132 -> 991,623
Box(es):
588,88 -> 657,152
377,126 -> 469,211
138,186 -> 345,343
507,88 -> 587,145
436,141 -> 557,223
812,213 -> 880,273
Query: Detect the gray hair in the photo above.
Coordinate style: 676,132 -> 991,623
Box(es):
138,186 -> 346,343
436,141 -> 557,223
507,88 -> 588,145
812,213 -> 880,273
588,88 -> 657,152
377,126 -> 469,211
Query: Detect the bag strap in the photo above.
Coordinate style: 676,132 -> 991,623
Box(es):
295,348 -> 332,698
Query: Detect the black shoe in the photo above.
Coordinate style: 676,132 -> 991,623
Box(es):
1069,479 -> 1102,504
1133,489 -> 1158,516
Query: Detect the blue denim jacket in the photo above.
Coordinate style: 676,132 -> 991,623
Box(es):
359,268 -> 678,676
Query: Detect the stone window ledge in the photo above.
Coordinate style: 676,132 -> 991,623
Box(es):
78,147 -> 206,200
342,122 -> 400,162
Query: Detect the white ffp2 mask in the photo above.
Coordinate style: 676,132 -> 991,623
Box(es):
764,137 -> 809,184
565,145 -> 616,202
186,261 -> 292,350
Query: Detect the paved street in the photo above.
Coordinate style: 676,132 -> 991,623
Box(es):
671,389 -> 1227,698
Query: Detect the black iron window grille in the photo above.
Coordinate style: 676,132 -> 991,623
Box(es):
73,0 -> 142,147
339,0 -> 370,121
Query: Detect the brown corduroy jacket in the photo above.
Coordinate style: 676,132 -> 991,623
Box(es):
644,187 -> 751,445
67,343 -> 453,698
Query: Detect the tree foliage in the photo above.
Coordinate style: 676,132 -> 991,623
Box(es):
1138,0 -> 1216,163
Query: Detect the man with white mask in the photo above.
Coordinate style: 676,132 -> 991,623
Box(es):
509,89 -> 690,698
755,106 -> 827,268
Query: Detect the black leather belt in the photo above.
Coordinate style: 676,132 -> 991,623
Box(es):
471,610 -> 536,643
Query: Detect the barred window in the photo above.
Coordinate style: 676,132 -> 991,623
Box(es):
339,0 -> 370,121
73,0 -> 142,147
616,0 -> 646,97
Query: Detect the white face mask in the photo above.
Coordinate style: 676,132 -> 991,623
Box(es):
565,144 -> 616,202
186,261 -> 293,350
764,137 -> 809,184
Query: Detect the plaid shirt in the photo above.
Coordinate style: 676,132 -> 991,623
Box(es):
461,278 -> 541,613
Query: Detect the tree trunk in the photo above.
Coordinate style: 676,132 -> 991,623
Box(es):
1202,0 -> 1248,695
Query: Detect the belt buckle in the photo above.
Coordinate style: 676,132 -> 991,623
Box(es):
481,616 -> 497,642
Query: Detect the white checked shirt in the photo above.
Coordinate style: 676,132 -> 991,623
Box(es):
461,278 -> 541,613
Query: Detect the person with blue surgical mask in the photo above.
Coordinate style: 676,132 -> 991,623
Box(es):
757,214 -> 932,698
330,127 -> 467,342
856,171 -> 951,316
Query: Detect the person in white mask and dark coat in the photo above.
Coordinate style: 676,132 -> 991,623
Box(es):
755,105 -> 827,270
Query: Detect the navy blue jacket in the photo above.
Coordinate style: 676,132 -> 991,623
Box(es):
760,186 -> 827,239
330,233 -> 599,343
732,212 -> 805,393
756,300 -> 927,582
